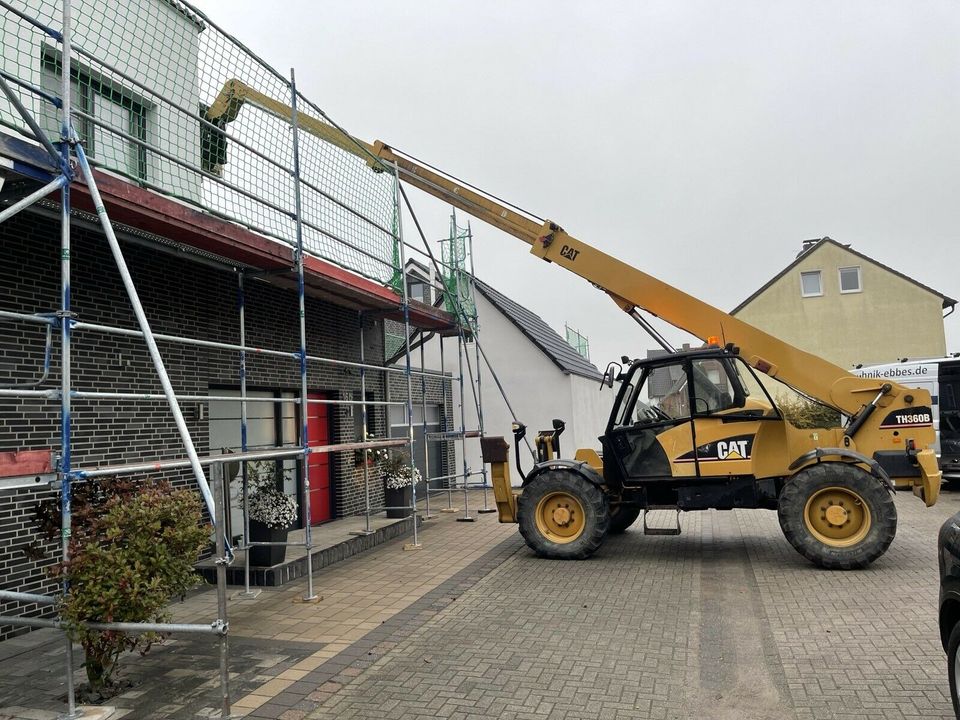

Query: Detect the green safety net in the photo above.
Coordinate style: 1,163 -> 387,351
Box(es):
565,324 -> 591,361
0,0 -> 400,285
441,214 -> 476,328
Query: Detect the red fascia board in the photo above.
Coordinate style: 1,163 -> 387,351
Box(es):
0,450 -> 52,478
62,171 -> 454,329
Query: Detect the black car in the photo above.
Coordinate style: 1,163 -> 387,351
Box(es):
939,511 -> 960,717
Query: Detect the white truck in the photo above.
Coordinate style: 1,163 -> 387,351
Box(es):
853,357 -> 960,482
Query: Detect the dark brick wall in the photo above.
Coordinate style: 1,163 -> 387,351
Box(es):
0,210 -> 450,638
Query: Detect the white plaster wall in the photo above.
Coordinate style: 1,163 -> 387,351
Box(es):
568,373 -> 611,454
734,242 -> 947,368
1,0 -> 201,200
416,291 -> 610,486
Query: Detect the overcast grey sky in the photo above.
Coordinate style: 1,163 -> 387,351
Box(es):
195,0 -> 959,368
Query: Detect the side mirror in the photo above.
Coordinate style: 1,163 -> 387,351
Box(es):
601,361 -> 622,389
512,422 -> 527,441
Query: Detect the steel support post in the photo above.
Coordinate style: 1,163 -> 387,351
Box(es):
211,464 -> 232,719
393,162 -> 420,549
236,272 -> 259,599
438,334 -> 457,512
58,3 -> 77,715
455,331 -> 474,522
467,228 -> 493,514
420,339 -> 432,518
350,312 -> 374,536
289,70 -> 318,600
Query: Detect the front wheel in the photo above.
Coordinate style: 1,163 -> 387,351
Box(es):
778,462 -> 896,569
517,470 -> 609,560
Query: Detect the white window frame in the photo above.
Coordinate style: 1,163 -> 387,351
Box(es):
800,270 -> 823,298
838,266 -> 862,294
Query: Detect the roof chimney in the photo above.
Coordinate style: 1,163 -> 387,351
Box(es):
797,237 -> 829,258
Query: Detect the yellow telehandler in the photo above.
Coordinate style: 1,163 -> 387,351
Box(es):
207,82 -> 941,569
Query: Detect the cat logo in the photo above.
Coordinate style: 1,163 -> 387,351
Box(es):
717,439 -> 749,460
674,434 -> 755,464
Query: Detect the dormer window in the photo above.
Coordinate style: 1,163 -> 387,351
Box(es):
839,266 -> 862,294
800,270 -> 822,297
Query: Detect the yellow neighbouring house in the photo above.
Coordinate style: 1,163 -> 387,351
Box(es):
732,237 -> 956,371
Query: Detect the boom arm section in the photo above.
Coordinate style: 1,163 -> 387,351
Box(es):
205,80 -> 908,416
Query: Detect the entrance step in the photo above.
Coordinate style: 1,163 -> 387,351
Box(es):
196,514 -> 422,587
643,507 -> 681,536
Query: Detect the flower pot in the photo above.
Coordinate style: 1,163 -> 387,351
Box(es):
384,485 -> 413,519
247,519 -> 289,567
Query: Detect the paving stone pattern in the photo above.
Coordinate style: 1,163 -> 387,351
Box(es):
0,490 -> 956,719
305,496 -> 958,720
0,630 -> 321,720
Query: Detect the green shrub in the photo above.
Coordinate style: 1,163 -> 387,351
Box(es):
37,479 -> 209,695
778,396 -> 842,429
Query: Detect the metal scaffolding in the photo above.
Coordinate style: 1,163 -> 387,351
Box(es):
0,1 -> 477,716
403,210 -> 534,522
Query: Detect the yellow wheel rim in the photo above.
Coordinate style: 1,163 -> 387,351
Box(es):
534,491 -> 586,544
803,486 -> 872,548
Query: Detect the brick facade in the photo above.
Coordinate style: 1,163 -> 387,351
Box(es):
0,210 -> 451,639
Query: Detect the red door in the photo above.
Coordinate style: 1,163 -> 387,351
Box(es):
306,392 -> 332,524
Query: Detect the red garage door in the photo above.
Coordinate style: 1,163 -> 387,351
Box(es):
306,392 -> 332,524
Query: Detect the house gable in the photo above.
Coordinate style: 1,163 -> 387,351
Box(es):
732,238 -> 953,367
733,237 -> 956,313
474,279 -> 603,381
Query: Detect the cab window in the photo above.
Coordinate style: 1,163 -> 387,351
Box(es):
690,358 -> 740,414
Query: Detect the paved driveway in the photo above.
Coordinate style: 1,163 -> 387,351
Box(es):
301,495 -> 958,720
1,490 -> 956,720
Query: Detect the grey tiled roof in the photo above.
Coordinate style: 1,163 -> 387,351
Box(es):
474,279 -> 603,381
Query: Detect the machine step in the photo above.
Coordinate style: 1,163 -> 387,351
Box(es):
643,507 -> 681,536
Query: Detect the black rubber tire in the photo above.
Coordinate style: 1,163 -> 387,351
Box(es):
607,505 -> 642,535
778,463 -> 897,570
517,469 -> 609,559
943,476 -> 960,492
949,622 -> 960,719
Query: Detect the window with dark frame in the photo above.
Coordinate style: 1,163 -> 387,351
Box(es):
40,48 -> 150,181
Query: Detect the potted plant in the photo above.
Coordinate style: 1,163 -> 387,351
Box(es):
381,451 -> 421,519
354,435 -> 390,467
242,461 -> 298,566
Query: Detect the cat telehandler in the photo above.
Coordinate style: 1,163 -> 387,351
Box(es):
206,81 -> 942,569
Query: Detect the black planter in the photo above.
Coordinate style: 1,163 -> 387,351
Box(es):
248,520 -> 289,567
384,485 -> 413,519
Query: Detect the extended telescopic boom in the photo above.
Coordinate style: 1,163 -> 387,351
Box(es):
205,80 -> 914,417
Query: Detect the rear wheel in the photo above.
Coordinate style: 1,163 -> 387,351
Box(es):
518,470 -> 609,559
778,463 -> 896,569
608,505 -> 642,534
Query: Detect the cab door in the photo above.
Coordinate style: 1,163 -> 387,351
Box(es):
602,358 -> 698,483
683,356 -> 771,478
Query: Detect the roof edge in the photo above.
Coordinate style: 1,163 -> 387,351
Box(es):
473,281 -> 603,381
732,237 -> 957,313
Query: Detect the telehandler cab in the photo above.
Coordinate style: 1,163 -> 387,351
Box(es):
206,80 -> 942,568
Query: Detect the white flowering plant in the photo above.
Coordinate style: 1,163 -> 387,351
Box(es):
381,451 -> 422,490
354,435 -> 390,466
243,461 -> 298,529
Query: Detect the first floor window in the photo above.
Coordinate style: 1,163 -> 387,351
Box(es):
800,270 -> 822,297
839,266 -> 862,293
40,47 -> 150,180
